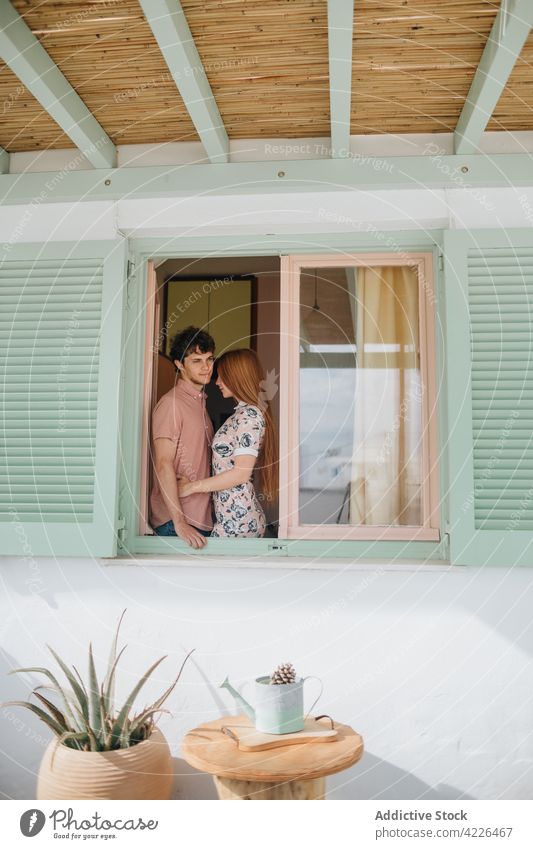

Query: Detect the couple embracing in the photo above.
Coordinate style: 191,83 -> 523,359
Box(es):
149,326 -> 277,549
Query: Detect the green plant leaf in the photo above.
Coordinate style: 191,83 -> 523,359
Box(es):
50,730 -> 89,762
102,645 -> 127,716
6,617 -> 193,754
137,648 -> 195,719
33,684 -> 84,730
102,609 -> 126,713
109,655 -> 167,747
119,717 -> 131,749
57,730 -> 88,745
9,666 -> 79,731
1,700 -> 65,737
46,646 -> 89,721
32,692 -> 69,731
117,648 -> 194,743
129,707 -> 171,736
87,643 -> 103,744
99,691 -> 107,733
72,665 -> 89,701
86,725 -> 100,752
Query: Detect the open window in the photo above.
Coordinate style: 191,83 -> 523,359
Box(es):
279,253 -> 439,541
130,249 -> 440,555
139,256 -> 281,539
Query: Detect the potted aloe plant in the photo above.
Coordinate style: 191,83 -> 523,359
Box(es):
1,611 -> 193,800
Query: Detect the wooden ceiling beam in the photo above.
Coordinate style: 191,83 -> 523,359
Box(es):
327,0 -> 354,158
138,0 -> 229,164
0,0 -> 116,169
455,0 -> 533,154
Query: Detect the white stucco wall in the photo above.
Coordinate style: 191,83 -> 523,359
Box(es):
3,131 -> 533,242
1,558 -> 532,800
2,185 -> 533,244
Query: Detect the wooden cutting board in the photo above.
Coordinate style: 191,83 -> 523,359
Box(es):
221,717 -> 338,752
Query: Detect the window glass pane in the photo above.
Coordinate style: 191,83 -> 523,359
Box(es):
299,266 -> 422,526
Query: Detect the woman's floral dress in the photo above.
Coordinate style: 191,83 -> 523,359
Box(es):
211,401 -> 266,538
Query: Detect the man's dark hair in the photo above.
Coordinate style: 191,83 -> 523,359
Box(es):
169,326 -> 215,364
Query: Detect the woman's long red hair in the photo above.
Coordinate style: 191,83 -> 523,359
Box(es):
216,349 -> 278,501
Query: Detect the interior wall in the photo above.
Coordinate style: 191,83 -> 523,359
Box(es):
156,259 -> 280,399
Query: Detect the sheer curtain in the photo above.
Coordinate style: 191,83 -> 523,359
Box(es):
348,265 -> 422,526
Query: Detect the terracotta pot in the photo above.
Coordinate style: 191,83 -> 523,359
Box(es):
37,727 -> 173,800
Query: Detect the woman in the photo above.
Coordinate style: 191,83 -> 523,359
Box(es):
178,349 -> 277,538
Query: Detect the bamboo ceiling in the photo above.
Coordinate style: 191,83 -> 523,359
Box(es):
492,22 -> 533,132
350,1 -> 499,134
1,0 -> 528,154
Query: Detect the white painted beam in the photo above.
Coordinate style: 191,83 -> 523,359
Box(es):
0,147 -> 9,174
138,0 -> 229,164
327,0 -> 354,158
0,0 -> 116,168
455,0 -> 533,154
3,153 -> 533,207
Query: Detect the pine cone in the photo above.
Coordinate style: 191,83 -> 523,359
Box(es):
270,662 -> 296,685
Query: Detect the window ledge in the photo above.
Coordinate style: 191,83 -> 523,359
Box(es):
100,554 -> 456,572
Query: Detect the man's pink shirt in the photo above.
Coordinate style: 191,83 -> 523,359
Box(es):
150,379 -> 214,531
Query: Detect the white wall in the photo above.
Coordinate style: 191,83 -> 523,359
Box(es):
1,557 -> 532,800
2,186 -> 533,245
1,148 -> 533,800
8,131 -> 533,174
4,131 -> 533,241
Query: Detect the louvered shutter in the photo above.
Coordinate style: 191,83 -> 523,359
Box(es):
443,230 -> 533,566
0,241 -> 127,556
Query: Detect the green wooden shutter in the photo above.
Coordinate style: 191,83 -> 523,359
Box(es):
443,230 -> 533,566
0,241 -> 127,557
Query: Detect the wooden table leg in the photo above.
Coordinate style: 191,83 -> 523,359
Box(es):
213,775 -> 326,800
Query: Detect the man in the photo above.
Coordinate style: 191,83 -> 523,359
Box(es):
149,326 -> 215,549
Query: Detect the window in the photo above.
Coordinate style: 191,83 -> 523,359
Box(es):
5,232 -> 529,565
133,249 -> 440,553
279,254 -> 439,541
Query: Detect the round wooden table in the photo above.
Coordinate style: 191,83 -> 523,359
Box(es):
181,715 -> 364,800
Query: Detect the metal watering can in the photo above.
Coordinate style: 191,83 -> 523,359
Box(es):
220,675 -> 323,735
